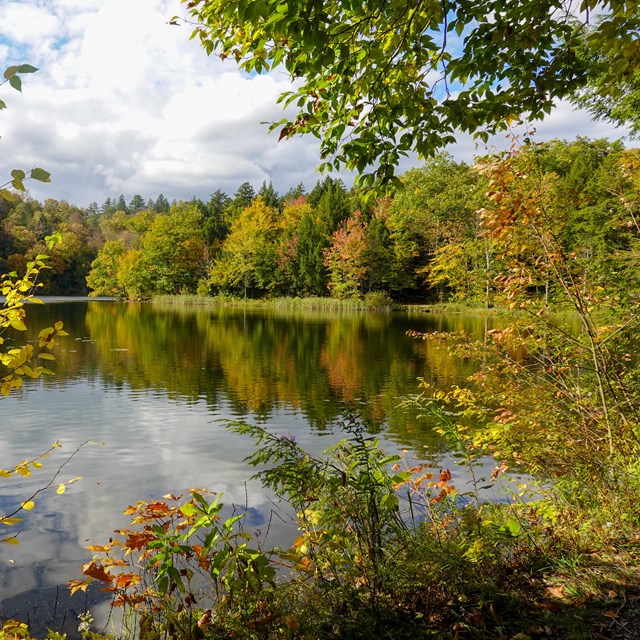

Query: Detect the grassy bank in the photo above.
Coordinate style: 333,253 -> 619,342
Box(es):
151,292 -> 397,311
149,293 -> 506,314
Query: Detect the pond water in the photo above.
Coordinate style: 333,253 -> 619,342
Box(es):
0,300 -> 494,635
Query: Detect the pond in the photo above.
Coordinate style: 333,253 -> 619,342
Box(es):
0,300 -> 494,635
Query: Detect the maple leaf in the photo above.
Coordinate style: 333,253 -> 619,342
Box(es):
82,560 -> 113,584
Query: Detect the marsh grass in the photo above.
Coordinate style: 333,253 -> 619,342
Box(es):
152,293 -> 397,311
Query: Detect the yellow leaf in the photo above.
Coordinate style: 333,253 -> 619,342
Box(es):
68,578 -> 92,596
56,484 -> 66,495
0,517 -> 22,526
1,535 -> 20,545
0,469 -> 12,477
32,461 -> 43,468
67,476 -> 82,484
16,465 -> 30,477
9,318 -> 27,331
54,321 -> 64,331
21,500 -> 35,511
38,353 -> 56,361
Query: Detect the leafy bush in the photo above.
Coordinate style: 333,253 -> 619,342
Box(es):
363,291 -> 393,309
77,418 -> 575,638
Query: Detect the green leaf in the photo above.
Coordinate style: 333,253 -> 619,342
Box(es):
0,99 -> 6,110
9,75 -> 22,92
11,169 -> 26,180
31,167 -> 51,182
17,64 -> 38,74
179,503 -> 198,516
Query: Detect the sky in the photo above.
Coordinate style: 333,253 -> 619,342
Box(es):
0,0 -> 633,208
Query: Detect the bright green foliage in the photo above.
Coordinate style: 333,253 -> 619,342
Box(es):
573,15 -> 640,136
425,238 -> 489,301
378,155 -> 484,297
209,196 -> 280,296
86,204 -> 206,299
136,203 -> 206,295
182,0 -> 637,186
86,240 -> 127,298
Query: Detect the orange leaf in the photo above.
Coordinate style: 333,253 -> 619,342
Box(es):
82,560 -> 113,584
124,531 -> 156,551
115,573 -> 140,589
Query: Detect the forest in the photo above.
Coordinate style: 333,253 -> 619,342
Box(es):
2,137 -> 639,307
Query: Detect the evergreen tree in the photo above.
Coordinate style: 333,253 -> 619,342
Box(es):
129,194 -> 146,211
116,194 -> 128,213
282,183 -> 306,203
258,181 -> 281,210
101,197 -> 116,216
204,190 -> 231,247
311,178 -> 350,231
296,210 -> 329,296
154,194 -> 170,213
226,182 -> 256,220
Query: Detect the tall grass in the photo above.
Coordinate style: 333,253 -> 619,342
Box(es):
151,292 -> 396,311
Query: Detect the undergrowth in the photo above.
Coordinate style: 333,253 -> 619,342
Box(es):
41,413 -> 637,640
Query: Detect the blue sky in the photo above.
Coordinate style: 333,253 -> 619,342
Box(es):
0,0 -> 632,207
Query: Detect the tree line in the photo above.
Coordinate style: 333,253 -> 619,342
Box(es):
1,137 -> 638,304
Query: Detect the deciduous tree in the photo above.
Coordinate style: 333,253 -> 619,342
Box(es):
182,0 -> 638,186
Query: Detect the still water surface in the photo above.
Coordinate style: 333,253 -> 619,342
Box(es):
0,300 -> 492,633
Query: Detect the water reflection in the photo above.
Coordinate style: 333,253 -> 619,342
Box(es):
1,301 -> 493,634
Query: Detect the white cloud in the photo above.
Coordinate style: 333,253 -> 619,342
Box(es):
0,2 -> 62,46
0,0 -> 332,204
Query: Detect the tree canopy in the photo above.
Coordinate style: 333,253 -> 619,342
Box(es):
183,0 -> 639,187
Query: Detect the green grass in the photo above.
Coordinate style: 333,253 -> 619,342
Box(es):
151,293 -> 397,311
